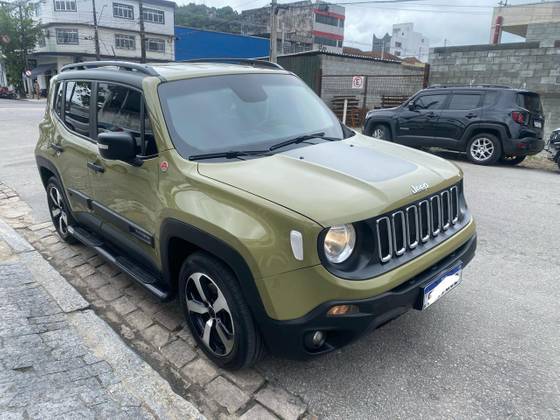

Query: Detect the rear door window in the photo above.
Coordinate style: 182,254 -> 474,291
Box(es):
414,94 -> 447,110
448,94 -> 482,110
64,81 -> 92,137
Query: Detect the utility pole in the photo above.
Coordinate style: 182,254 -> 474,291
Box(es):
91,0 -> 100,60
17,1 -> 30,95
139,0 -> 146,63
269,0 -> 277,63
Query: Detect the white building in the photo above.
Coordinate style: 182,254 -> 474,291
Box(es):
390,22 -> 429,62
30,0 -> 176,91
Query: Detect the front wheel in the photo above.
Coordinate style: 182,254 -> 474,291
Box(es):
179,252 -> 263,370
46,177 -> 77,243
466,134 -> 502,165
370,124 -> 391,140
500,155 -> 526,165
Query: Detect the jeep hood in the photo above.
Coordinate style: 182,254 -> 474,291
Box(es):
197,134 -> 462,227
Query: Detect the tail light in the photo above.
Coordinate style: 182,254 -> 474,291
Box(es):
512,111 -> 527,125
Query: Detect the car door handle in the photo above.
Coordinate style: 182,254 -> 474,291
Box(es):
465,113 -> 478,119
426,112 -> 437,118
87,161 -> 105,173
50,143 -> 64,153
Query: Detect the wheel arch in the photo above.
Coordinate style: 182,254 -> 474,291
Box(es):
462,123 -> 509,151
36,156 -> 61,189
160,218 -> 268,322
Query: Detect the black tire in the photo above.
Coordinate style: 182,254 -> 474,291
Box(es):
466,133 -> 502,165
370,124 -> 391,140
179,252 -> 263,370
500,155 -> 526,165
46,177 -> 77,244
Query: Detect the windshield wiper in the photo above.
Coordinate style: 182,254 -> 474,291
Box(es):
189,150 -> 270,161
268,132 -> 341,151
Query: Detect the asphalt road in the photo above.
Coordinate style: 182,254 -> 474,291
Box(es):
1,98 -> 558,419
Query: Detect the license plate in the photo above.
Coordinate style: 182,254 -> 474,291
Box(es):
534,120 -> 543,128
421,265 -> 462,309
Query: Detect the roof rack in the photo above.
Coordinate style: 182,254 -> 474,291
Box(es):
182,58 -> 284,70
427,84 -> 512,89
60,61 -> 159,76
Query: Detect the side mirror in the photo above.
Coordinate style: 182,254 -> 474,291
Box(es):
408,102 -> 416,111
97,131 -> 140,165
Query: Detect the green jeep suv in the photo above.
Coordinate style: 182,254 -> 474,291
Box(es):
35,60 -> 477,369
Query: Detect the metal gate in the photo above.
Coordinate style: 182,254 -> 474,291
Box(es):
321,67 -> 429,126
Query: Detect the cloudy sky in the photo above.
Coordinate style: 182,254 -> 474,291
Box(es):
177,0 -> 533,49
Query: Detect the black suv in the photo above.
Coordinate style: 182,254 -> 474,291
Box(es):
363,86 -> 545,165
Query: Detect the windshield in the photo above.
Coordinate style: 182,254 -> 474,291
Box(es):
158,73 -> 343,158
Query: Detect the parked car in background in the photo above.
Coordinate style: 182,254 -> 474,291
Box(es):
0,86 -> 16,99
35,60 -> 476,369
546,128 -> 560,170
363,86 -> 545,165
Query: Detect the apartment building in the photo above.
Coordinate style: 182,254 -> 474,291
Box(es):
30,0 -> 175,91
390,22 -> 429,62
241,1 -> 345,54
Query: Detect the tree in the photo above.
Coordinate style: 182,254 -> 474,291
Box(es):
0,2 -> 41,93
175,3 -> 243,34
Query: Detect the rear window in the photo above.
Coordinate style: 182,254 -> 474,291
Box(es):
516,93 -> 542,114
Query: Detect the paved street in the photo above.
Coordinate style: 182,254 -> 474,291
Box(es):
1,98 -> 559,419
0,186 -> 202,419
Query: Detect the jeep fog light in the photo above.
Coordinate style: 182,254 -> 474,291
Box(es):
323,224 -> 356,264
327,304 -> 359,316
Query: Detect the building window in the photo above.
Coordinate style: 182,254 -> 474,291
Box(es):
145,38 -> 165,53
315,13 -> 339,27
54,0 -> 76,12
314,36 -> 338,47
143,7 -> 164,24
395,41 -> 402,48
56,28 -> 78,45
395,51 -> 401,56
115,34 -> 135,50
113,3 -> 134,19
339,19 -> 344,28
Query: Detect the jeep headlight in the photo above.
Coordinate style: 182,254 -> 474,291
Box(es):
323,224 -> 356,264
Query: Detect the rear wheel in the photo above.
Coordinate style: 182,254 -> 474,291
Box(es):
370,124 -> 391,140
500,155 -> 526,165
466,133 -> 502,165
179,252 -> 263,370
46,177 -> 77,244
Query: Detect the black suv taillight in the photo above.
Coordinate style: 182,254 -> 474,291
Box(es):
512,111 -> 527,125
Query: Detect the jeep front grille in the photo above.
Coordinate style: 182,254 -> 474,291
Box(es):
376,186 -> 460,263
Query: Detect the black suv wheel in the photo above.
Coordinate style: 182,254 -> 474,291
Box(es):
370,124 -> 391,140
46,177 -> 77,243
466,133 -> 502,165
179,252 -> 263,370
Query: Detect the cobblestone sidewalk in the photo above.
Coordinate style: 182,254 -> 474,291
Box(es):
0,192 -> 202,419
0,182 -> 312,420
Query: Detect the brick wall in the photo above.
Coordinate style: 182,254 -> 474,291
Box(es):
429,22 -> 560,136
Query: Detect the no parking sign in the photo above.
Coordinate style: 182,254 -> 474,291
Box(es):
352,76 -> 364,89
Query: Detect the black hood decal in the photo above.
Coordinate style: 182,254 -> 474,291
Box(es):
281,141 -> 418,182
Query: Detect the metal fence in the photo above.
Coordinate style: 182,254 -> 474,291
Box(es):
321,67 -> 429,126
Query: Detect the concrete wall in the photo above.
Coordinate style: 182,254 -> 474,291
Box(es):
430,22 -> 560,136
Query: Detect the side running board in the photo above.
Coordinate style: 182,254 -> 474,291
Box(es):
68,226 -> 169,300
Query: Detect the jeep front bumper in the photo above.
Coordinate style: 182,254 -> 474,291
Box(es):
256,225 -> 477,359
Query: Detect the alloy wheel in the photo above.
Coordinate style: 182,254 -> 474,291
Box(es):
372,127 -> 386,139
470,137 -> 495,162
185,272 -> 235,356
48,185 -> 69,236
